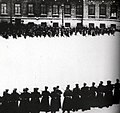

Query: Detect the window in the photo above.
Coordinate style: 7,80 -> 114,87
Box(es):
64,4 -> 71,16
52,5 -> 59,16
99,4 -> 106,17
89,23 -> 94,28
1,3 -> 7,14
111,24 -> 116,29
28,4 -> 34,15
53,23 -> 59,27
88,5 -> 95,17
100,24 -> 106,28
110,5 -> 117,18
65,23 -> 70,27
76,4 -> 83,16
40,4 -> 47,16
15,4 -> 21,15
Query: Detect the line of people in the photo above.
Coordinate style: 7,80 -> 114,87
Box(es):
0,79 -> 120,113
0,22 -> 116,39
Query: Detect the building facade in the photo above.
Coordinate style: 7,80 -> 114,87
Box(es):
0,0 -> 120,29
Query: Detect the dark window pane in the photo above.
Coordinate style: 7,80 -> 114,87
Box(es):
76,4 -> 82,15
88,5 -> 95,15
99,4 -> 106,16
64,4 -> 71,15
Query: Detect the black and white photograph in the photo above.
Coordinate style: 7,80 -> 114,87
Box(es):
0,0 -> 120,113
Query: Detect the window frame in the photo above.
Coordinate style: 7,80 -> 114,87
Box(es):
40,4 -> 47,16
110,4 -> 117,19
52,4 -> 59,17
76,4 -> 83,17
99,4 -> 106,18
88,4 -> 95,18
27,3 -> 34,16
14,3 -> 21,15
1,3 -> 7,15
64,4 -> 71,17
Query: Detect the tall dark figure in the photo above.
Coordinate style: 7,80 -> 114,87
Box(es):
72,84 -> 81,111
62,85 -> 73,113
81,83 -> 90,111
10,88 -> 20,113
50,87 -> 59,113
97,81 -> 105,108
40,86 -> 51,113
89,82 -> 97,107
2,89 -> 11,113
30,88 -> 41,113
104,80 -> 113,107
56,86 -> 62,109
113,79 -> 120,104
19,88 -> 30,113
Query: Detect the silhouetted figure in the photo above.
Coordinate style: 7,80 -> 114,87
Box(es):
40,86 -> 51,113
0,96 -> 2,113
10,88 -> 20,113
2,89 -> 11,113
62,85 -> 73,113
104,80 -> 113,107
89,82 -> 97,107
30,88 -> 41,113
56,86 -> 62,109
113,79 -> 120,104
50,87 -> 59,113
19,88 -> 30,113
72,84 -> 81,111
81,83 -> 90,111
97,81 -> 105,108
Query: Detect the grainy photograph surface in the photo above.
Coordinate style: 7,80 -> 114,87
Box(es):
0,0 -> 120,113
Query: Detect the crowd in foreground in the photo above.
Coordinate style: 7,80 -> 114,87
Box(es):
0,22 -> 117,39
0,79 -> 120,113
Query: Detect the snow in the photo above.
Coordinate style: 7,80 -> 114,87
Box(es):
0,32 -> 119,96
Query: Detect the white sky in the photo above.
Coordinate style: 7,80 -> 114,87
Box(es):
0,32 -> 119,96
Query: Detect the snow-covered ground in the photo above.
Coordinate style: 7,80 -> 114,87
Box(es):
0,32 -> 119,113
0,32 -> 119,93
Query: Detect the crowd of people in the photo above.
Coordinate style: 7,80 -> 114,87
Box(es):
0,79 -> 120,113
0,22 -> 117,39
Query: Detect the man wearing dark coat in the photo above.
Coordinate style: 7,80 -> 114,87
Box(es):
72,84 -> 81,111
81,83 -> 90,111
56,86 -> 62,109
89,82 -> 97,107
10,88 -> 20,113
2,89 -> 11,113
62,85 -> 73,113
50,87 -> 59,113
19,88 -> 30,113
40,86 -> 51,113
30,88 -> 41,113
97,81 -> 105,108
104,80 -> 113,107
113,79 -> 120,104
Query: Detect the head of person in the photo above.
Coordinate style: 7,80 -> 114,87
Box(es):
34,88 -> 39,92
13,88 -> 17,93
45,86 -> 48,91
66,85 -> 70,89
116,79 -> 119,83
83,83 -> 86,87
76,84 -> 79,88
92,82 -> 95,86
107,80 -> 111,85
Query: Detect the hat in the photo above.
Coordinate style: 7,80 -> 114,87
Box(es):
23,88 -> 29,91
34,88 -> 39,91
13,88 -> 17,91
5,89 -> 9,92
76,84 -> 79,86
45,86 -> 48,89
